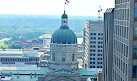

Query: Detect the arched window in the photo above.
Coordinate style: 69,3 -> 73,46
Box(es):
52,53 -> 55,61
72,54 -> 75,61
62,54 -> 66,62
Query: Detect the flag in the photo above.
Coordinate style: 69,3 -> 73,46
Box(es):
66,0 -> 70,3
65,0 -> 70,5
98,9 -> 103,12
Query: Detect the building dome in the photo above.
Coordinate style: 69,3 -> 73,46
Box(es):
51,11 -> 77,44
51,27 -> 77,44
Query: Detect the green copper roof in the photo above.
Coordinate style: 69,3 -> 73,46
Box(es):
51,11 -> 77,44
62,10 -> 68,18
62,13 -> 68,18
51,28 -> 77,44
1,67 -> 102,81
62,11 -> 68,18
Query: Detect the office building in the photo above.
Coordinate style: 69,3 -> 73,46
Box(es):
112,0 -> 137,81
0,50 -> 44,67
39,34 -> 51,48
83,20 -> 103,68
102,8 -> 114,81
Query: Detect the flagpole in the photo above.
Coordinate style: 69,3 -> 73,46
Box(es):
64,0 -> 66,11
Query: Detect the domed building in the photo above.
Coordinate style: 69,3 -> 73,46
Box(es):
38,11 -> 81,81
49,11 -> 79,71
38,11 -> 101,81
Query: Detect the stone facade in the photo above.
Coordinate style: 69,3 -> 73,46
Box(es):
38,73 -> 81,81
49,43 -> 78,71
83,20 -> 103,68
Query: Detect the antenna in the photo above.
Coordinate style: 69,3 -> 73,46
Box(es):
98,5 -> 103,21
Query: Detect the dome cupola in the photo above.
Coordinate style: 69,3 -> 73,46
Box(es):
62,11 -> 68,18
51,11 -> 77,44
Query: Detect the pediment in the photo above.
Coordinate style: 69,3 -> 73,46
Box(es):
49,76 -> 75,81
53,69 -> 74,74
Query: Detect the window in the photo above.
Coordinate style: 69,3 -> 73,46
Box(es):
94,33 -> 96,35
94,37 -> 96,40
133,66 -> 137,76
93,58 -> 95,60
90,45 -> 96,48
133,46 -> 137,58
98,50 -> 100,52
135,8 -> 137,18
93,45 -> 96,48
62,54 -> 66,62
93,50 -> 96,52
101,37 -> 103,40
97,62 -> 102,64
93,62 -> 95,64
91,33 -> 93,35
90,41 -> 96,44
52,53 -> 55,61
94,41 -> 96,44
90,49 -> 96,52
98,58 -> 102,60
98,33 -> 100,36
134,27 -> 137,38
90,62 -> 92,64
93,54 -> 95,56
72,54 -> 75,61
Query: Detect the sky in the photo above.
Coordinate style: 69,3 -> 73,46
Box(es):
0,0 -> 114,16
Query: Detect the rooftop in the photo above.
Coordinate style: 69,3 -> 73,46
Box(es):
0,66 -> 102,81
0,51 -> 22,55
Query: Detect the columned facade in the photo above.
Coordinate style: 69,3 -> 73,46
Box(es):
49,43 -> 78,71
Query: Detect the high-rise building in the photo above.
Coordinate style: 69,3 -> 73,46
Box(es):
112,0 -> 137,81
83,20 -> 103,68
103,8 -> 114,81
